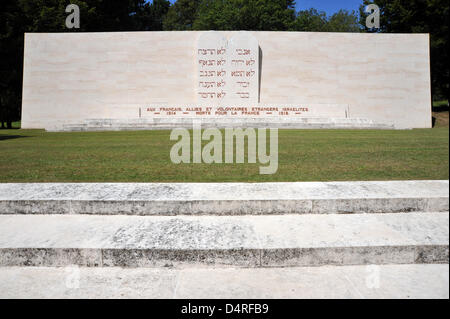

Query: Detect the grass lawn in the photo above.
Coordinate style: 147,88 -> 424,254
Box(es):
433,100 -> 449,108
11,121 -> 21,129
432,100 -> 449,128
0,128 -> 448,182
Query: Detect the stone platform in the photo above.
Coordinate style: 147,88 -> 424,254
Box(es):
1,264 -> 448,298
0,212 -> 448,267
47,117 -> 396,132
0,180 -> 448,298
1,180 -> 447,215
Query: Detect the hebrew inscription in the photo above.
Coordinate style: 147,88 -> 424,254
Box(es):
227,32 -> 259,106
197,32 -> 228,106
197,31 -> 259,107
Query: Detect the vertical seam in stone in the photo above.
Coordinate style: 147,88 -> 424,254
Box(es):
255,227 -> 262,267
342,273 -> 365,299
259,249 -> 262,267
173,269 -> 183,299
413,246 -> 418,264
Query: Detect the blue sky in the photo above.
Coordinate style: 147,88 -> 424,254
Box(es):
296,0 -> 363,15
166,1 -> 364,16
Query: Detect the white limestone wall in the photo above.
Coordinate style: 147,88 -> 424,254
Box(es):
21,31 -> 432,129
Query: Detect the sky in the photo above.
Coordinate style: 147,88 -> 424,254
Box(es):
295,0 -> 363,15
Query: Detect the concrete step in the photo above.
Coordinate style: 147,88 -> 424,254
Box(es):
55,125 -> 396,132
1,181 -> 448,216
48,117 -> 396,131
1,264 -> 448,299
81,117 -> 378,125
0,212 -> 447,267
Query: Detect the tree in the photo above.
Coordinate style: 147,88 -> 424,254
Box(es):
163,0 -> 201,30
327,10 -> 360,32
291,8 -> 328,32
192,0 -> 296,31
147,0 -> 171,31
0,0 -> 26,129
359,0 -> 449,102
292,8 -> 360,32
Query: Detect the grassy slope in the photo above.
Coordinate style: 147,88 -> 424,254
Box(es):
0,128 -> 448,182
432,101 -> 449,128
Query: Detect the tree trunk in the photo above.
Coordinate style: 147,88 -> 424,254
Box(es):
0,102 -> 3,128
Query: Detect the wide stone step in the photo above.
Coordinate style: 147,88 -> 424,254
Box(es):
1,181 -> 448,215
1,264 -> 448,298
0,212 -> 447,267
49,117 -> 396,131
78,117 -> 377,124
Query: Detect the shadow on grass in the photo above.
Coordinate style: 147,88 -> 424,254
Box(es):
432,106 -> 449,112
0,135 -> 30,141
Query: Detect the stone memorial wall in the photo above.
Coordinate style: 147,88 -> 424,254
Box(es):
21,31 -> 432,130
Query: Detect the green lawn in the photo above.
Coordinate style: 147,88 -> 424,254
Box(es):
0,128 -> 448,182
11,121 -> 21,129
433,100 -> 449,108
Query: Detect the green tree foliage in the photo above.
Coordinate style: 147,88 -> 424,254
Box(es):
327,10 -> 360,32
359,0 -> 449,101
163,0 -> 201,30
292,8 -> 360,32
146,0 -> 171,31
192,0 -> 296,31
1,0 -> 27,128
291,8 -> 328,32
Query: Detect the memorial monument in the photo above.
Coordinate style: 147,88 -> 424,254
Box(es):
21,31 -> 432,130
